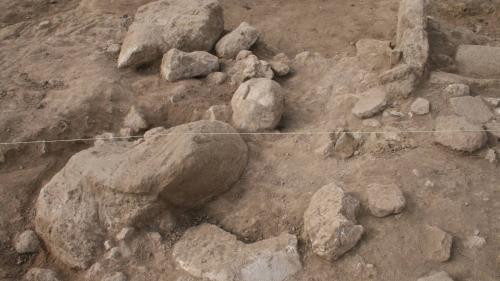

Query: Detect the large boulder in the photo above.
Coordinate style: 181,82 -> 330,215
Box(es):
161,49 -> 219,82
215,22 -> 259,59
117,0 -> 224,68
434,115 -> 487,152
455,45 -> 500,79
172,224 -> 301,281
35,121 -> 248,269
231,78 -> 285,132
303,183 -> 364,260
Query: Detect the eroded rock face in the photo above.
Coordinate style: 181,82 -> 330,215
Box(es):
161,49 -> 219,82
231,78 -> 285,132
117,0 -> 224,68
434,115 -> 487,152
215,22 -> 259,59
35,121 -> 248,269
172,224 -> 301,281
303,183 -> 364,260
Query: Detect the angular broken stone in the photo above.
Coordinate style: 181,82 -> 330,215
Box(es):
423,225 -> 453,262
465,235 -> 486,249
434,115 -> 487,152
172,223 -> 301,281
24,268 -> 61,281
411,97 -> 430,115
123,106 -> 148,134
204,105 -> 232,123
443,83 -> 470,97
379,64 -> 419,98
14,230 -> 40,254
417,271 -> 454,281
270,53 -> 291,76
117,0 -> 224,68
485,149 -> 497,163
229,54 -> 274,85
449,96 -> 493,124
352,88 -> 388,119
35,121 -> 248,269
161,49 -> 219,82
303,183 -> 364,260
206,72 -> 228,85
215,22 -> 259,59
455,45 -> 500,79
367,183 -> 406,217
231,78 -> 285,132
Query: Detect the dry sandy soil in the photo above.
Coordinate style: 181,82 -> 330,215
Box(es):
1,0 -> 500,281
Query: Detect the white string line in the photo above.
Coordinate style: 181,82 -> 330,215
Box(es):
1,129 -> 499,146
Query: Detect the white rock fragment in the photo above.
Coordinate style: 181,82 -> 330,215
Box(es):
411,98 -> 430,115
465,235 -> 486,249
367,183 -> 406,217
14,230 -> 40,254
417,271 -> 454,281
161,49 -> 219,82
434,115 -> 487,152
231,78 -> 285,132
352,88 -> 388,119
485,149 -> 497,163
215,22 -> 259,59
423,225 -> 453,262
172,223 -> 301,281
304,183 -> 364,260
123,106 -> 148,134
362,119 -> 382,128
443,83 -> 470,97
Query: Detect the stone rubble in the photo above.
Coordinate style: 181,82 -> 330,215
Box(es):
117,0 -> 223,68
123,106 -> 148,135
215,22 -> 259,59
303,183 -> 364,260
352,88 -> 388,119
422,225 -> 453,262
367,183 -> 406,217
434,115 -> 487,152
161,49 -> 219,82
231,78 -> 285,132
24,268 -> 61,281
172,223 -> 301,281
410,97 -> 430,115
443,83 -> 470,97
449,96 -> 493,124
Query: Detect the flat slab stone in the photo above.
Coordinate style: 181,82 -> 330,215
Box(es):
456,45 -> 500,79
352,88 -> 388,119
449,96 -> 493,124
434,115 -> 487,152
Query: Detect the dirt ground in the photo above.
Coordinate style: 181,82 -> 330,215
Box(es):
1,0 -> 500,281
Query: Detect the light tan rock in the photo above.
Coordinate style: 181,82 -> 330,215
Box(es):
417,271 -> 454,281
172,224 -> 301,281
161,49 -> 219,82
35,121 -> 248,269
423,226 -> 453,262
367,183 -> 406,217
455,45 -> 500,78
304,183 -> 363,260
449,96 -> 493,124
411,98 -> 430,115
229,55 -> 274,85
352,88 -> 388,119
204,105 -> 232,123
15,230 -> 40,254
117,0 -> 223,68
443,83 -> 470,97
434,115 -> 487,152
123,106 -> 148,134
24,268 -> 61,281
215,22 -> 259,59
231,78 -> 285,132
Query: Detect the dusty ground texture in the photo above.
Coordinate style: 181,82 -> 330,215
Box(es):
1,0 -> 500,281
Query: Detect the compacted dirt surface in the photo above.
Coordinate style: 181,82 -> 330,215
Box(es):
1,1 -> 500,281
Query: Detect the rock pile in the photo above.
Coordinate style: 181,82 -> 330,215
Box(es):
35,121 -> 248,269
